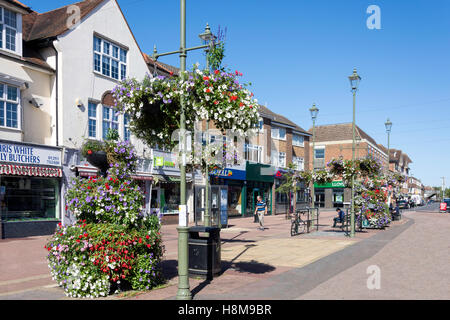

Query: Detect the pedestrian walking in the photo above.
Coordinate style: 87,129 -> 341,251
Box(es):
254,196 -> 267,230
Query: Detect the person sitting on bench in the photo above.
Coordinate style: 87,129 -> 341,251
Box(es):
333,208 -> 345,227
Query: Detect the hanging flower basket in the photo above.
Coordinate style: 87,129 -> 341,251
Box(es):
86,151 -> 109,175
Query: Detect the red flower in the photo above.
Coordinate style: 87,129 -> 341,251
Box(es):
146,235 -> 150,239
203,76 -> 209,81
206,88 -> 211,93
214,101 -> 219,105
239,102 -> 244,107
169,71 -> 174,76
138,238 -> 142,244
147,244 -> 151,248
87,150 -> 93,155
214,70 -> 220,75
230,96 -> 238,101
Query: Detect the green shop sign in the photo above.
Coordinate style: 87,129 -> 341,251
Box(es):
154,156 -> 175,168
314,180 -> 345,188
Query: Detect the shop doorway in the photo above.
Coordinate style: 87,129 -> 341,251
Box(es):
315,189 -> 325,208
333,189 -> 344,208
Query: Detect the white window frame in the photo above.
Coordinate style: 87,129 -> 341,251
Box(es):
102,105 -> 119,139
0,83 -> 20,129
124,113 -> 131,141
292,134 -> 304,147
271,125 -> 286,141
245,143 -> 263,163
0,6 -> 22,56
293,156 -> 304,171
87,101 -> 98,138
271,150 -> 286,168
93,35 -> 127,81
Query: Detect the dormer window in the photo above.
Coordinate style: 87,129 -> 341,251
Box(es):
0,6 -> 21,55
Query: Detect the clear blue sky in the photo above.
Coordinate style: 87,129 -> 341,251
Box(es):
25,0 -> 450,187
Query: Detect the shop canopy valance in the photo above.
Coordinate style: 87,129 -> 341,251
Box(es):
0,164 -> 62,177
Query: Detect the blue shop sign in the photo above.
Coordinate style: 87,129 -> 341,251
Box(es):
209,168 -> 246,180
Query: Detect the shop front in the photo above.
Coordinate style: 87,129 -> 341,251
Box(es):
150,151 -> 201,224
0,141 -> 63,238
209,166 -> 246,220
313,180 -> 350,209
246,162 -> 274,216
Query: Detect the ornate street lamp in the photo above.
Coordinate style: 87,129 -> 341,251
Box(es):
309,103 -> 319,226
199,23 -> 217,227
385,118 -> 393,205
348,68 -> 361,238
152,2 -> 218,300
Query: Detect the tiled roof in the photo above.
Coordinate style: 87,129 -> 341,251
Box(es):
389,149 -> 412,164
308,123 -> 380,147
258,105 -> 311,136
22,0 -> 105,42
4,0 -> 32,12
143,53 -> 180,77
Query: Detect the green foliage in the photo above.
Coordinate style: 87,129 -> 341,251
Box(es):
129,253 -> 164,291
51,133 -> 165,298
45,221 -> 164,298
105,128 -> 120,141
207,41 -> 225,71
81,139 -> 105,158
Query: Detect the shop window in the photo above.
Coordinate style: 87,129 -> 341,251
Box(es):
0,177 -> 59,221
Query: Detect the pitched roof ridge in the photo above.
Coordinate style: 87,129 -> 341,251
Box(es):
31,0 -> 98,15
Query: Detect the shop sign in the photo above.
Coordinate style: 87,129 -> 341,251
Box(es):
314,180 -> 345,188
210,168 -> 246,180
153,155 -> 176,168
0,142 -> 61,167
0,164 -> 62,177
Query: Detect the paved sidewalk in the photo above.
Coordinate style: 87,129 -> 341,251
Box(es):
0,209 -> 409,300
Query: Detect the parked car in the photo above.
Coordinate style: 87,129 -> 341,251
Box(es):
439,198 -> 450,213
397,200 -> 410,209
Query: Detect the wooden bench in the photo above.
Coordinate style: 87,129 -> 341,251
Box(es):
333,213 -> 351,230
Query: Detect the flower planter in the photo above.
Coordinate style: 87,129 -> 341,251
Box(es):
1,220 -> 60,239
86,151 -> 109,176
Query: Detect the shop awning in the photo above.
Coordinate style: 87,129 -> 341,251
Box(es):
77,166 -> 98,177
131,174 -> 153,181
77,166 -> 153,181
0,164 -> 62,177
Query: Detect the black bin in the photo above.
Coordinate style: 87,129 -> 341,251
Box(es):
188,226 -> 221,280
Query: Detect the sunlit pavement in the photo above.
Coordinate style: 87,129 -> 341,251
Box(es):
1,205 -> 443,300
